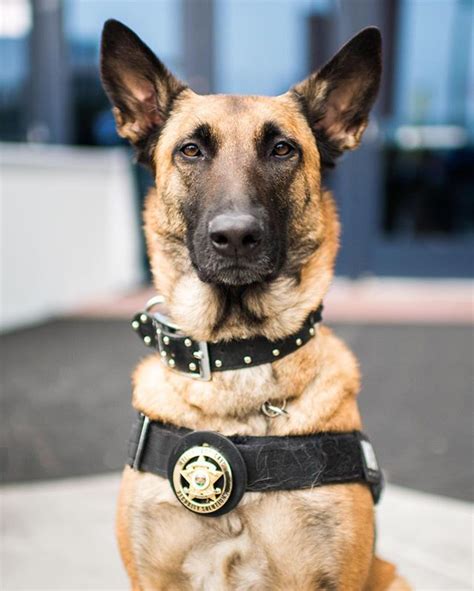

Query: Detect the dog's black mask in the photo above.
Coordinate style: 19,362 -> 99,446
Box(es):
177,121 -> 299,287
185,199 -> 288,287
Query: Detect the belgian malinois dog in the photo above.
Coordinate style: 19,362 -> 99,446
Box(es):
100,20 -> 410,590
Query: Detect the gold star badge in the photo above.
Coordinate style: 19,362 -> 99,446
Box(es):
172,445 -> 233,514
180,454 -> 223,500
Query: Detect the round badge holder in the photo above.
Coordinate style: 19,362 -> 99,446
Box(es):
167,431 -> 247,517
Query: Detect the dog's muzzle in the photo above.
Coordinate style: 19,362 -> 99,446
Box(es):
188,206 -> 284,286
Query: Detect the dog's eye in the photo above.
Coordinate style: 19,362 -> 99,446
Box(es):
181,143 -> 202,158
272,141 -> 293,158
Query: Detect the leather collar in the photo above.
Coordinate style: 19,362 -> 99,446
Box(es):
132,300 -> 323,380
128,414 -> 383,516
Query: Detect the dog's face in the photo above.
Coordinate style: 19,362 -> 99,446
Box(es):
100,21 -> 381,335
145,92 -> 321,287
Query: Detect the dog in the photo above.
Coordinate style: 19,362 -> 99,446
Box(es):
100,19 -> 411,590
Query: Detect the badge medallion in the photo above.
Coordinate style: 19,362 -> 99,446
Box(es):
172,444 -> 233,514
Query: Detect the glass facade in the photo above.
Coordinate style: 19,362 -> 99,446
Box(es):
0,0 -> 31,141
383,0 -> 474,240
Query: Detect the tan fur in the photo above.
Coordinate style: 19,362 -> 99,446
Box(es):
114,92 -> 409,590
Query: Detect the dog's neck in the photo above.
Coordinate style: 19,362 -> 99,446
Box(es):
146,190 -> 340,343
133,190 -> 360,429
150,257 -> 329,343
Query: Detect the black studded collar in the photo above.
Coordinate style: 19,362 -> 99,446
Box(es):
132,297 -> 323,380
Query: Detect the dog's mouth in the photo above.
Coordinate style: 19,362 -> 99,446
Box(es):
195,260 -> 275,287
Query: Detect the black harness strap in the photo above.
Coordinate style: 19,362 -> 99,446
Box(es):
128,414 -> 383,505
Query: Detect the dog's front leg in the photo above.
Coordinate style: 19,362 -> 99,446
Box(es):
116,467 -> 143,590
364,557 -> 412,591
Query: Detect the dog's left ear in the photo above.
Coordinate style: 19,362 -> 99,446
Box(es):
292,27 -> 382,166
100,19 -> 186,148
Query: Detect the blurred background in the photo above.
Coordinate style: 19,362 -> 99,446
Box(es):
1,0 -> 473,589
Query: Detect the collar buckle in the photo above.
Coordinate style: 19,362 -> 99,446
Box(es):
155,329 -> 212,381
188,340 -> 212,381
145,296 -> 211,381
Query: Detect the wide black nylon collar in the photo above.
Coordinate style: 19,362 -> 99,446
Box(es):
128,413 -> 383,515
132,303 -> 323,380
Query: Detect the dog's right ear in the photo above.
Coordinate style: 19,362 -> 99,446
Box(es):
292,27 -> 382,168
100,20 -> 186,149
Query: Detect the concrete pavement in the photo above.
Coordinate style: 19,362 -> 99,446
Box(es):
1,473 -> 472,590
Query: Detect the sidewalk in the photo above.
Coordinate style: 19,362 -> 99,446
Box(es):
1,474 -> 472,590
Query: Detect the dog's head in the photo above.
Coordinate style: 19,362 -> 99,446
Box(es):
100,21 -> 381,338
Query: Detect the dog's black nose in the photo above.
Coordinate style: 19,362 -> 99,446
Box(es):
209,213 -> 263,257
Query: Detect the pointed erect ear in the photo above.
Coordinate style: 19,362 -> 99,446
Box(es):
100,20 -> 186,153
292,27 -> 382,167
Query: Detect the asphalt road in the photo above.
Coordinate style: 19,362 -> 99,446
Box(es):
1,318 -> 472,501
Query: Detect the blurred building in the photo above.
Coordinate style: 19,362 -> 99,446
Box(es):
1,0 -> 473,291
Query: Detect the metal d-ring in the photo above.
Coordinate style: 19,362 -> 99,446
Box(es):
145,294 -> 166,312
145,294 -> 181,332
261,399 -> 288,418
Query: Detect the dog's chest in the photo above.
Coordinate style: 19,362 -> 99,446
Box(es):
129,472 -> 372,590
